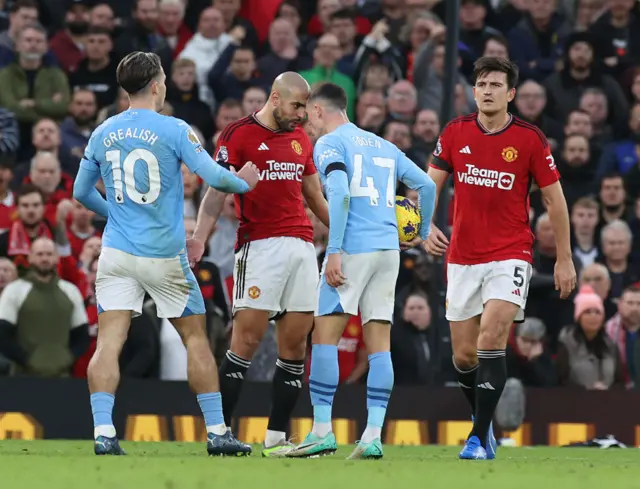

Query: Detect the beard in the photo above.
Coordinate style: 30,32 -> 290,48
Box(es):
31,264 -> 56,277
273,107 -> 300,132
67,20 -> 89,35
74,114 -> 94,126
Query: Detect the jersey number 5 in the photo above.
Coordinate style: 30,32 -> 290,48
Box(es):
349,154 -> 396,207
105,149 -> 161,205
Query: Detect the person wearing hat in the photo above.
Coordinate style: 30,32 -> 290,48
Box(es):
49,0 -> 92,73
556,284 -> 624,389
506,317 -> 558,386
543,31 -> 629,131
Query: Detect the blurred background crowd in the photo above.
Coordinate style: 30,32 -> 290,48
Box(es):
0,0 -> 639,393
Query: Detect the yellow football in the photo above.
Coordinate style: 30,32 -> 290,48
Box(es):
395,196 -> 421,242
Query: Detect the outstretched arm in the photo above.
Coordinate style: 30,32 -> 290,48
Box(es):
397,153 -> 436,240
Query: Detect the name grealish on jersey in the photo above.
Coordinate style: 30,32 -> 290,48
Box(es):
103,128 -> 159,147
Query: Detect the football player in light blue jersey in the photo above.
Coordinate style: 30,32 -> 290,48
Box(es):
287,83 -> 436,460
72,52 -> 259,457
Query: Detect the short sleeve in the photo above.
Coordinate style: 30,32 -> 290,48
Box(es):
302,132 -> 317,176
530,134 -> 560,189
59,280 -> 89,328
81,129 -> 100,170
175,121 -> 210,174
313,135 -> 345,177
431,124 -> 453,173
214,124 -> 243,169
0,281 -> 25,324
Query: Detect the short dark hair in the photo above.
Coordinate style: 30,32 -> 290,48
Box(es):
86,25 -> 111,37
473,56 -> 519,89
11,0 -> 38,14
484,34 -> 508,51
16,184 -> 44,205
116,51 -> 163,95
308,82 -> 347,111
330,8 -> 356,22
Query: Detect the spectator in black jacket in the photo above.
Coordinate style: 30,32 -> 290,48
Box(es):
507,318 -> 558,386
0,108 -> 20,165
391,291 -> 439,385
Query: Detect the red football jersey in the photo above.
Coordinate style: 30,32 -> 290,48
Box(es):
213,114 -> 315,249
431,113 -> 560,265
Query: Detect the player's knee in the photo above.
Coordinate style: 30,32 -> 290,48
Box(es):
478,326 -> 509,350
230,329 -> 262,359
278,334 -> 307,360
453,345 -> 478,369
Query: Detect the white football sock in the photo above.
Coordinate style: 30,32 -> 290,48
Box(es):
207,423 -> 227,436
360,426 -> 381,443
264,430 -> 286,447
94,425 -> 116,439
312,422 -> 332,438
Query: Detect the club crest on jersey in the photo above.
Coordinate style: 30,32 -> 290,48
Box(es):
291,140 -> 303,155
501,146 -> 518,163
216,146 -> 229,163
248,286 -> 261,299
434,138 -> 443,157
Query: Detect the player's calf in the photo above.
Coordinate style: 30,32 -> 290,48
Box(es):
450,317 -> 481,413
171,314 -> 251,456
88,310 -> 131,450
219,309 -> 270,426
470,300 -> 518,456
263,312 -> 312,455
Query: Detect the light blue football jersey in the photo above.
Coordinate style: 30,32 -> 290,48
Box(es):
314,122 -> 431,254
81,108 -> 210,258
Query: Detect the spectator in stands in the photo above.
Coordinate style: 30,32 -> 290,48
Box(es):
507,0 -> 571,82
240,86 -> 266,116
565,108 -> 594,141
355,19 -> 403,87
589,0 -> 640,77
513,80 -> 563,150
0,108 -> 20,165
59,88 -> 97,173
179,7 -> 232,107
579,263 -> 617,320
67,199 -> 99,259
597,173 -> 632,233
555,134 -> 596,207
0,236 -> 89,377
0,257 -> 17,293
77,235 -> 100,271
257,18 -> 312,86
25,152 -> 73,228
360,60 -> 393,94
543,32 -> 628,129
355,89 -> 386,135
391,291 -> 438,385
598,103 -> 640,178
0,24 -> 70,156
386,80 -> 418,123
275,0 -> 314,57
383,120 -> 422,165
301,33 -> 356,119
606,283 -> 640,388
458,0 -> 502,74
165,59 -> 214,140
157,0 -> 192,59
207,28 -> 268,104
181,164 -> 199,219
366,0 -> 408,46
213,98 -> 242,137
48,0 -> 90,73
0,161 -> 15,231
506,318 -> 558,386
411,108 -> 439,167
115,0 -> 173,75
600,219 -> 639,298
68,26 -> 118,110
0,0 -> 38,51
482,33 -> 509,58
579,87 -> 615,147
96,87 -> 129,124
328,9 -> 359,77
88,3 -> 115,33
557,284 -> 624,389
571,197 -> 601,269
213,0 -> 259,51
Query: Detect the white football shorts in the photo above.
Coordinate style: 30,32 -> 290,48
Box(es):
316,250 -> 400,325
446,259 -> 532,322
96,247 -> 206,319
232,237 -> 318,317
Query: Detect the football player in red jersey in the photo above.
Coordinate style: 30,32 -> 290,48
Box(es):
424,57 -> 576,460
189,72 -> 329,457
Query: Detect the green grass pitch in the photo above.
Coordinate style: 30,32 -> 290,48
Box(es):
1,441 -> 639,488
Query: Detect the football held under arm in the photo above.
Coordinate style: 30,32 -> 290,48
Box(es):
397,152 -> 436,240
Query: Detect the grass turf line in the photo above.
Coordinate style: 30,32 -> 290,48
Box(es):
0,441 -> 639,489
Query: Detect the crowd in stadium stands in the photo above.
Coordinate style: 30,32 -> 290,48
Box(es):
1,0 -> 640,390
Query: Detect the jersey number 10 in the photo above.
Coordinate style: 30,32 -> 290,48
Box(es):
105,149 -> 161,205
349,154 -> 396,207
